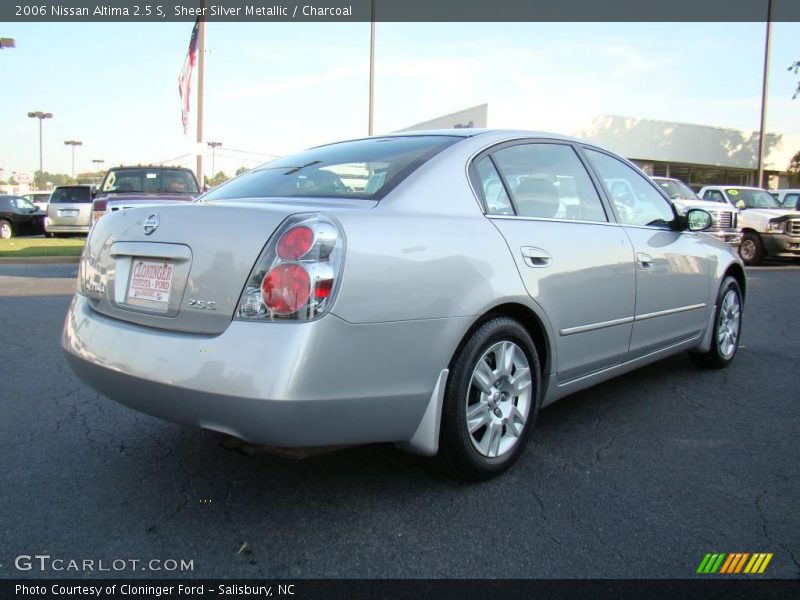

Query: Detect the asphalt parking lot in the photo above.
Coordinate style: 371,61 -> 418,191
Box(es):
1,261 -> 798,579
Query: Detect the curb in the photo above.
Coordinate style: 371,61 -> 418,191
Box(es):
0,256 -> 81,264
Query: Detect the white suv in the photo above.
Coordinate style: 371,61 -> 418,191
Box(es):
697,185 -> 800,265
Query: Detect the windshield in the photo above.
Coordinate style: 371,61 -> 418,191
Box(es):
101,168 -> 199,194
728,188 -> 781,209
655,179 -> 697,200
202,135 -> 462,202
50,187 -> 92,204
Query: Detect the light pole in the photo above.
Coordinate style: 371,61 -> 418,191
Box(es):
92,159 -> 105,185
27,111 -> 53,189
64,140 -> 82,178
207,141 -> 222,177
756,0 -> 773,189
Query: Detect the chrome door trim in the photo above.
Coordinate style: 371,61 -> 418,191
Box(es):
559,316 -> 635,336
634,303 -> 707,322
559,303 -> 706,336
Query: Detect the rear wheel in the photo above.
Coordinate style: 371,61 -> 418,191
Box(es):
0,219 -> 13,240
739,233 -> 763,266
689,276 -> 742,369
436,317 -> 541,481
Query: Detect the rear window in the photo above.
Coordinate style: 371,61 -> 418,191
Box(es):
202,135 -> 462,202
101,168 -> 199,194
50,187 -> 92,204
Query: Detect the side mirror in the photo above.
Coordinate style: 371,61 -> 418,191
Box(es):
203,184 -> 210,192
735,200 -> 746,209
686,208 -> 713,231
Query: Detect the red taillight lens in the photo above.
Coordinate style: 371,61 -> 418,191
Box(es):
314,278 -> 333,301
261,263 -> 311,315
237,213 -> 343,322
276,226 -> 314,260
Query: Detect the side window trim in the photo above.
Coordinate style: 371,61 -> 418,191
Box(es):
487,154 -> 518,216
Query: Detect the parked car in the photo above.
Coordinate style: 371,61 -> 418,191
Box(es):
22,190 -> 53,212
64,130 -> 746,480
45,185 -> 94,236
697,185 -> 800,265
0,195 -> 45,239
91,166 -> 201,225
651,177 -> 740,247
770,189 -> 800,211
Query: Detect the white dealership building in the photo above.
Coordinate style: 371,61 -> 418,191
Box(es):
400,105 -> 799,190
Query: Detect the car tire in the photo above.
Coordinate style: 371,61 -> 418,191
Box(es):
689,276 -> 743,369
0,219 -> 13,240
44,232 -> 54,238
739,233 -> 763,266
436,317 -> 541,481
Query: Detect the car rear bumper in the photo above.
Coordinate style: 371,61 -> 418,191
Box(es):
45,219 -> 90,233
62,294 -> 469,448
762,233 -> 800,257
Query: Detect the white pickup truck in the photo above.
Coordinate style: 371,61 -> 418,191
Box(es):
697,185 -> 800,265
651,177 -> 740,247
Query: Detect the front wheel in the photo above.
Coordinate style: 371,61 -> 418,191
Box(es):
436,317 -> 541,481
689,276 -> 743,369
739,233 -> 763,266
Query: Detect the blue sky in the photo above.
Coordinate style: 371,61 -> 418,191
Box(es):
1,21 -> 799,178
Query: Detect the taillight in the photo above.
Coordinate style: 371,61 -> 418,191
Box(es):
277,226 -> 314,260
91,199 -> 108,224
236,213 -> 344,322
261,263 -> 311,315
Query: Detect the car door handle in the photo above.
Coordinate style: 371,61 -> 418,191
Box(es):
521,246 -> 552,268
636,252 -> 654,269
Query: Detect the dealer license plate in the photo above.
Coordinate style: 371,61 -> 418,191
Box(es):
127,259 -> 174,304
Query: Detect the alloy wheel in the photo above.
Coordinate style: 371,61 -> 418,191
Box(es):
465,341 -> 532,458
717,288 -> 741,359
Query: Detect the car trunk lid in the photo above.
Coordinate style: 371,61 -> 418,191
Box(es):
80,199 -> 373,334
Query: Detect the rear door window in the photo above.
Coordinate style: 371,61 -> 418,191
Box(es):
487,143 -> 608,222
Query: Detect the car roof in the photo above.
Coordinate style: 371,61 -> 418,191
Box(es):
53,184 -> 92,189
702,185 -> 763,190
312,128 -> 586,149
109,166 -> 194,171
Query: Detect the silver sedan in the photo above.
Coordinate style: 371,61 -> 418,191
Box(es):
63,130 -> 745,480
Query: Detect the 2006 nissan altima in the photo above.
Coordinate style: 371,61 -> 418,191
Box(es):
63,130 -> 746,480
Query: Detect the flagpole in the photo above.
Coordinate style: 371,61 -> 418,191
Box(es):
196,9 -> 206,187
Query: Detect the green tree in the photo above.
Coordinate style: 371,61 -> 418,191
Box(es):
204,171 -> 229,187
235,166 -> 249,176
788,151 -> 800,186
33,170 -> 76,190
790,60 -> 800,99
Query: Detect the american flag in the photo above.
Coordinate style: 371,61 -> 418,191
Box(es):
178,19 -> 200,134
